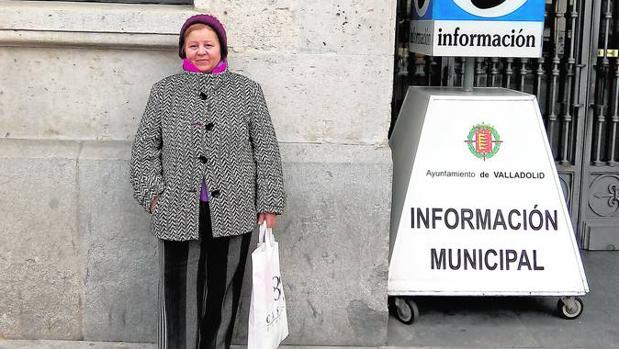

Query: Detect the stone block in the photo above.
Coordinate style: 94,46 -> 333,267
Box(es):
1,0 -> 396,56
234,53 -> 393,145
78,142 -> 158,342
295,0 -> 397,55
0,47 -> 178,142
0,340 -> 156,349
0,1 -> 190,34
0,139 -> 82,339
1,48 -> 392,145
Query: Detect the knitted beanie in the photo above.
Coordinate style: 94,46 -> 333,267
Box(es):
178,14 -> 228,59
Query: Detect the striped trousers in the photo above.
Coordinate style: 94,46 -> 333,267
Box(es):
158,202 -> 252,349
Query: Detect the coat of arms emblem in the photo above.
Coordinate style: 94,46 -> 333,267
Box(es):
465,123 -> 502,160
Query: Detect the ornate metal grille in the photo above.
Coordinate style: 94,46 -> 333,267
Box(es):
583,0 -> 619,250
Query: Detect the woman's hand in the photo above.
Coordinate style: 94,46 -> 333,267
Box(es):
258,212 -> 277,228
149,195 -> 159,214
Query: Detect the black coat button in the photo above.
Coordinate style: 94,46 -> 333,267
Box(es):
205,122 -> 215,131
199,155 -> 208,163
211,190 -> 221,198
199,92 -> 207,100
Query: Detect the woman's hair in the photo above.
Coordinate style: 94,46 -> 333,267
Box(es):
183,23 -> 215,40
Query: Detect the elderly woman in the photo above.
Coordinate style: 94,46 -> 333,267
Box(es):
129,14 -> 286,349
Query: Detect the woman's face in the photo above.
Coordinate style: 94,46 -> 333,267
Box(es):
184,25 -> 222,73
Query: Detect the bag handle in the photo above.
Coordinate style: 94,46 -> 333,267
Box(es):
259,221 -> 275,247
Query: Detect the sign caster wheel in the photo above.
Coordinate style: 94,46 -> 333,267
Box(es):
389,296 -> 419,325
557,297 -> 583,320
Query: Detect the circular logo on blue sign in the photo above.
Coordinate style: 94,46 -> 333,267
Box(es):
414,0 -> 430,17
453,0 -> 528,17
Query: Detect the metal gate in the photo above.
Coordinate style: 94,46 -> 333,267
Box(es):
391,0 -> 619,250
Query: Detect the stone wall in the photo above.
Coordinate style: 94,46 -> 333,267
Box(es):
0,0 -> 395,345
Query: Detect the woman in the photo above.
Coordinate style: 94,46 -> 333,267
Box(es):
129,14 -> 286,349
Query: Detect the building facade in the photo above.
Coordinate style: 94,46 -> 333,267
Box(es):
0,0 -> 395,345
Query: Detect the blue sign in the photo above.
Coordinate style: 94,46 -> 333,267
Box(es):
412,0 -> 545,22
409,0 -> 545,57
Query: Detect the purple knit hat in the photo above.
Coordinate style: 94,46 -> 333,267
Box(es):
178,14 -> 228,59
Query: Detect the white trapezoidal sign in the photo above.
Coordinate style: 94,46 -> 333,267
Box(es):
388,87 -> 589,296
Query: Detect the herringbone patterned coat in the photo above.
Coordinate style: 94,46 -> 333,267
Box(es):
129,69 -> 286,240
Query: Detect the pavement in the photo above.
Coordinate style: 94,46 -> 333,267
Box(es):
0,343 -> 562,349
1,251 -> 618,349
0,343 -> 385,349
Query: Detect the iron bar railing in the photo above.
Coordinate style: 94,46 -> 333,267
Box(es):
608,0 -> 619,166
559,0 -> 579,165
536,57 -> 546,102
475,57 -> 484,87
548,0 -> 564,150
592,0 -> 612,166
519,58 -> 529,92
609,59 -> 619,166
505,57 -> 515,89
490,58 -> 499,87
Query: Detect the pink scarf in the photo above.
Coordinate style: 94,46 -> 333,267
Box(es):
182,58 -> 227,74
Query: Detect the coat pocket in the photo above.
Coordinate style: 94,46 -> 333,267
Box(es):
151,188 -> 168,217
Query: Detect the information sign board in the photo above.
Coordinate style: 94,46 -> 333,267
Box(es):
388,87 -> 589,296
410,0 -> 545,57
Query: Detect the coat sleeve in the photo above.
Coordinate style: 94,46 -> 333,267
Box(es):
249,83 -> 286,215
129,84 -> 165,213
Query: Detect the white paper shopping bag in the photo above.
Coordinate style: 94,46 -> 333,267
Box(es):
247,222 -> 288,349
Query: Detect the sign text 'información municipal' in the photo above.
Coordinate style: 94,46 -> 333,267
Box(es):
388,89 -> 589,296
